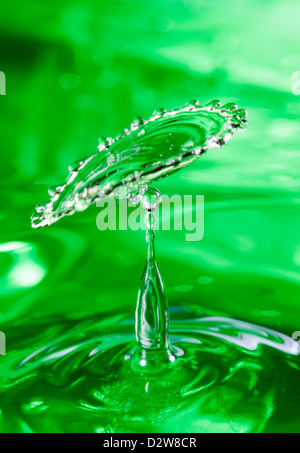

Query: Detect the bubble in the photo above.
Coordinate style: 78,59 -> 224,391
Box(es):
140,188 -> 162,212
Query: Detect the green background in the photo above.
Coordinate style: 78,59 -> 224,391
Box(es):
0,0 -> 300,433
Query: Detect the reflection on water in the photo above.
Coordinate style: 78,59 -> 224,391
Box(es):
0,242 -> 46,289
0,189 -> 299,433
0,308 -> 299,433
0,230 -> 85,322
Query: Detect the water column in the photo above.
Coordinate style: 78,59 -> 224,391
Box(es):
135,189 -> 170,355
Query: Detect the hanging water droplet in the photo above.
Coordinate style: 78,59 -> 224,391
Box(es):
35,202 -> 47,213
48,187 -> 57,197
185,99 -> 199,110
222,102 -> 238,112
150,107 -> 165,121
98,136 -> 107,151
206,99 -> 222,109
235,108 -> 247,119
140,188 -> 162,211
131,116 -> 143,129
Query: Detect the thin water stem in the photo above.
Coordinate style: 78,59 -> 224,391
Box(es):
135,189 -> 170,351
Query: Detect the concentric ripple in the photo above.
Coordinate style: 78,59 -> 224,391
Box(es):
0,307 -> 298,433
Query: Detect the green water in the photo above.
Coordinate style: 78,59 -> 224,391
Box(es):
1,0 -> 300,433
1,107 -> 300,433
0,307 -> 299,432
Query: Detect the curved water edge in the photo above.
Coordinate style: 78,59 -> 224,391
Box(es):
0,309 -> 299,433
31,99 -> 247,229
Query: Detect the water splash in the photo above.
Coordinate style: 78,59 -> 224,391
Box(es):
24,99 -> 260,433
31,100 -> 247,228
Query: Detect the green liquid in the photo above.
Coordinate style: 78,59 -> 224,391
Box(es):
1,190 -> 300,433
1,0 -> 300,433
0,308 -> 299,433
2,99 -> 300,433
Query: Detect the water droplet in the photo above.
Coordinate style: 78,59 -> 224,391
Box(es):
185,99 -> 199,109
235,109 -> 247,119
222,102 -> 238,112
150,107 -> 165,120
206,99 -> 222,109
35,202 -> 47,213
98,137 -> 108,151
131,116 -> 144,129
140,188 -> 162,211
